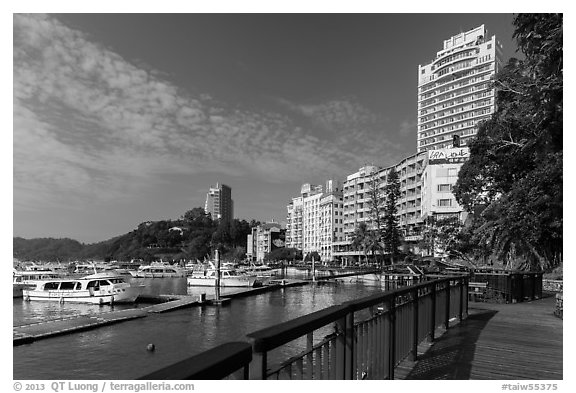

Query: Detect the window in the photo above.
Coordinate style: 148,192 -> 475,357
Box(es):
59,282 -> 76,290
43,282 -> 60,290
438,184 -> 452,192
438,199 -> 452,207
448,168 -> 458,177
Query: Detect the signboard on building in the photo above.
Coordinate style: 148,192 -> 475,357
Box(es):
428,147 -> 470,164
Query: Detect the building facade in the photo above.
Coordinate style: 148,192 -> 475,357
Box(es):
417,24 -> 503,152
285,180 -> 343,262
246,222 -> 284,263
421,147 -> 470,222
204,183 -> 234,223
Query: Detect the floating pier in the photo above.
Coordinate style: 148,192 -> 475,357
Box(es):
13,308 -> 147,346
143,295 -> 206,313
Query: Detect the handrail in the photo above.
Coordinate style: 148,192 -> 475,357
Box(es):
247,275 -> 468,379
344,277 -> 446,311
247,305 -> 349,353
138,342 -> 252,380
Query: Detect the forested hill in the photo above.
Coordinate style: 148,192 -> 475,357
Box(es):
14,208 -> 259,262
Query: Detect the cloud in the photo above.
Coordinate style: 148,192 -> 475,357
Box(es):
13,14 -> 410,213
398,119 -> 417,136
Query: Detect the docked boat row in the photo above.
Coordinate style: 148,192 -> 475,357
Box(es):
12,259 -> 281,303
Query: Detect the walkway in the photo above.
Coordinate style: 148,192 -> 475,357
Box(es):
395,294 -> 563,380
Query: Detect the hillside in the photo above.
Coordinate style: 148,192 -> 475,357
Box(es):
14,208 -> 257,262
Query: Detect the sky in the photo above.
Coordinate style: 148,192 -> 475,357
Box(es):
12,12 -> 521,244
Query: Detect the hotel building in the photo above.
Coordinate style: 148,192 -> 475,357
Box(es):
417,25 -> 503,152
204,183 -> 234,223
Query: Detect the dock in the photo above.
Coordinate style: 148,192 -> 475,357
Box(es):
309,269 -> 382,281
13,309 -> 147,346
143,295 -> 205,313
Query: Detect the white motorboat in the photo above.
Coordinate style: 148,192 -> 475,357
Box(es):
130,262 -> 186,278
23,272 -> 145,304
240,264 -> 279,285
187,266 -> 258,287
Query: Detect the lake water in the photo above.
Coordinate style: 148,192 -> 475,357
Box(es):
13,272 -> 389,379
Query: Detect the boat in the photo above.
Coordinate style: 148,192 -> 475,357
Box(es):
240,264 -> 279,285
130,262 -> 186,278
111,259 -> 143,275
187,264 -> 258,287
13,269 -> 67,298
22,272 -> 145,304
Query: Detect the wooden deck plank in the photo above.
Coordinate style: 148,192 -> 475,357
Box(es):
397,294 -> 562,380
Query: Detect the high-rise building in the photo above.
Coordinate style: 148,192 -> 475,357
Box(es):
417,24 -> 504,152
204,183 -> 233,223
285,180 -> 343,261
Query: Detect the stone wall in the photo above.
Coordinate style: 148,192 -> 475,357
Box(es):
554,293 -> 563,319
543,279 -> 563,292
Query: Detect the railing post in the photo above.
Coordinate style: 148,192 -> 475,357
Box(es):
444,279 -> 451,329
335,316 -> 346,379
410,288 -> 419,361
250,351 -> 267,380
345,310 -> 355,379
458,278 -> 464,322
388,296 -> 396,380
306,332 -> 313,379
464,276 -> 469,319
429,283 -> 436,342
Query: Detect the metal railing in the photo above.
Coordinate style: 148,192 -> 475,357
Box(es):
247,275 -> 468,379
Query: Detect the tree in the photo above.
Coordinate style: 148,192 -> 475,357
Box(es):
383,167 -> 401,264
264,247 -> 302,262
304,251 -> 321,262
366,174 -> 385,236
454,14 -> 562,271
182,208 -> 214,228
351,222 -> 369,264
365,173 -> 385,264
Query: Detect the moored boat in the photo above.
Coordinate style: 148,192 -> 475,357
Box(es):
130,262 -> 186,278
187,265 -> 258,287
240,264 -> 279,285
13,269 -> 67,298
22,272 -> 145,304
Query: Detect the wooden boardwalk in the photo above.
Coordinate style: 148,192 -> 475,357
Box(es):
395,294 -> 563,380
